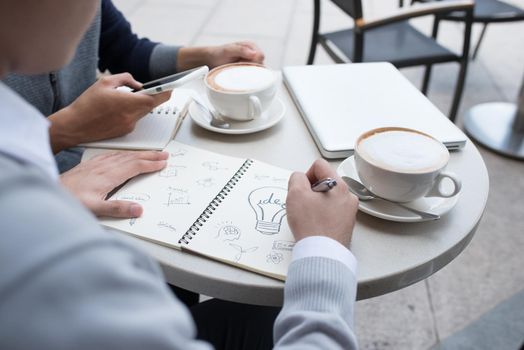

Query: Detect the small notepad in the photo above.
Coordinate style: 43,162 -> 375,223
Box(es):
101,141 -> 294,280
82,89 -> 193,150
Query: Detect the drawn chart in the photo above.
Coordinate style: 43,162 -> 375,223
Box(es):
165,187 -> 191,206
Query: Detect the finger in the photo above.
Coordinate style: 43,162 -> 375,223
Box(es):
102,72 -> 142,89
305,159 -> 336,184
114,150 -> 169,163
150,90 -> 172,106
93,200 -> 143,218
235,42 -> 264,63
288,171 -> 312,192
112,158 -> 168,183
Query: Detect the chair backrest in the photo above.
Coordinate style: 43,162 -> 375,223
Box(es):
331,0 -> 363,19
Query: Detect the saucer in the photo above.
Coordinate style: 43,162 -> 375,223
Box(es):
189,97 -> 285,135
337,156 -> 459,222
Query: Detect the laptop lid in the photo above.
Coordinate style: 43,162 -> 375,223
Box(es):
283,63 -> 467,158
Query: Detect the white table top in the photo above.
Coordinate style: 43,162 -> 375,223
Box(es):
107,81 -> 489,306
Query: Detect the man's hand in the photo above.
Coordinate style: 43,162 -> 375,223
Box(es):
286,159 -> 359,247
60,151 -> 168,218
48,73 -> 171,153
176,41 -> 265,71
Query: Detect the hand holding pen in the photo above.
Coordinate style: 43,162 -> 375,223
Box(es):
286,159 -> 358,246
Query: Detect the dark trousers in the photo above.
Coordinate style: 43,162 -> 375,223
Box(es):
169,285 -> 280,350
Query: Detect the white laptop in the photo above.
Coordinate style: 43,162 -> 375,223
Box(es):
283,63 -> 467,158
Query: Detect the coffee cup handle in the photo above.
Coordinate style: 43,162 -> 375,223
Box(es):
426,171 -> 462,198
248,96 -> 262,119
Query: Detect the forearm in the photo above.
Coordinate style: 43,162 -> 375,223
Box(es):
274,257 -> 358,349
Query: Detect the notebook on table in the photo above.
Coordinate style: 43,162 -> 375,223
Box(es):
283,63 -> 468,158
101,141 -> 294,281
81,89 -> 193,150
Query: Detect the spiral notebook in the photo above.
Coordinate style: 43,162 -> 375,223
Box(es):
101,141 -> 294,280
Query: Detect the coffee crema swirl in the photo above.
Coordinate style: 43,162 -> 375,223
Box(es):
357,128 -> 449,173
206,63 -> 275,93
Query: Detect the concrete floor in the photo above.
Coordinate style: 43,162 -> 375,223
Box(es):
114,0 -> 524,348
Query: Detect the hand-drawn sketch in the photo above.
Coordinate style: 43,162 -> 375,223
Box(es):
159,165 -> 186,178
116,193 -> 151,202
169,148 -> 187,158
165,187 -> 191,206
253,174 -> 287,184
215,223 -> 241,241
196,177 -> 216,188
248,187 -> 287,235
229,243 -> 258,262
157,221 -> 177,232
266,251 -> 284,264
129,218 -> 137,226
202,161 -> 227,171
254,174 -> 271,181
272,240 -> 295,251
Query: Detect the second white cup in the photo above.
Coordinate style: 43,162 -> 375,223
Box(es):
354,127 -> 462,203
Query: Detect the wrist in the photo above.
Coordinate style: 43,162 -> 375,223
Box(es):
176,46 -> 212,71
47,106 -> 81,153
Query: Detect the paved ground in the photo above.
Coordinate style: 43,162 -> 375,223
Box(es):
115,1 -> 524,349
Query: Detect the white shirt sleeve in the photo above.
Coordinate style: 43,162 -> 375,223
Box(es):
292,236 -> 357,276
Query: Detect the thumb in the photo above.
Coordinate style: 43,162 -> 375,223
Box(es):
239,45 -> 257,59
288,171 -> 312,193
93,199 -> 143,218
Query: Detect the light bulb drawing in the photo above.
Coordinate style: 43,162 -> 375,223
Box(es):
248,186 -> 287,235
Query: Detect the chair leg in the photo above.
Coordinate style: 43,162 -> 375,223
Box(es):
307,0 -> 321,65
421,65 -> 433,95
472,24 -> 488,60
422,15 -> 440,96
449,60 -> 468,123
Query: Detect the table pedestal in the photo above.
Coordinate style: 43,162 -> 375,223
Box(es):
464,78 -> 524,160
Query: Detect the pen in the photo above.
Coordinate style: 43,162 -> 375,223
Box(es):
311,177 -> 337,192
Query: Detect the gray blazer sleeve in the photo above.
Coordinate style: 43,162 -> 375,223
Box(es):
0,157 -> 211,350
274,257 -> 359,349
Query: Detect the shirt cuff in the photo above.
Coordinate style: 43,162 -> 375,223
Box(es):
292,236 -> 357,276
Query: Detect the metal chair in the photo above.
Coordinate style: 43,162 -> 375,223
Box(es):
307,0 -> 474,122
406,0 -> 524,59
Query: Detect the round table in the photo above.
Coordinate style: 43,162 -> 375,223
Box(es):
108,81 -> 489,306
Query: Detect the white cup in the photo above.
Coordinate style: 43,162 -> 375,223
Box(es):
205,62 -> 279,121
354,127 -> 462,203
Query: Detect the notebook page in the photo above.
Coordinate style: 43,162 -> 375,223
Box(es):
82,89 -> 192,150
100,141 -> 246,248
183,160 -> 293,280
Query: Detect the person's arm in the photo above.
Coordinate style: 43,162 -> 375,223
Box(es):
0,158 -> 211,350
274,159 -> 360,349
47,73 -> 170,154
99,0 -> 265,80
98,0 -> 163,82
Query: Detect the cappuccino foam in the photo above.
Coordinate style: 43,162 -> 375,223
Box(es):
208,65 -> 274,92
358,130 -> 448,173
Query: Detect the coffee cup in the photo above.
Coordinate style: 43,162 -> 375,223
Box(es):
204,62 -> 279,121
354,127 -> 461,203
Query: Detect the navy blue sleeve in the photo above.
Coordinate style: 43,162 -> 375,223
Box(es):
98,0 -> 159,82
